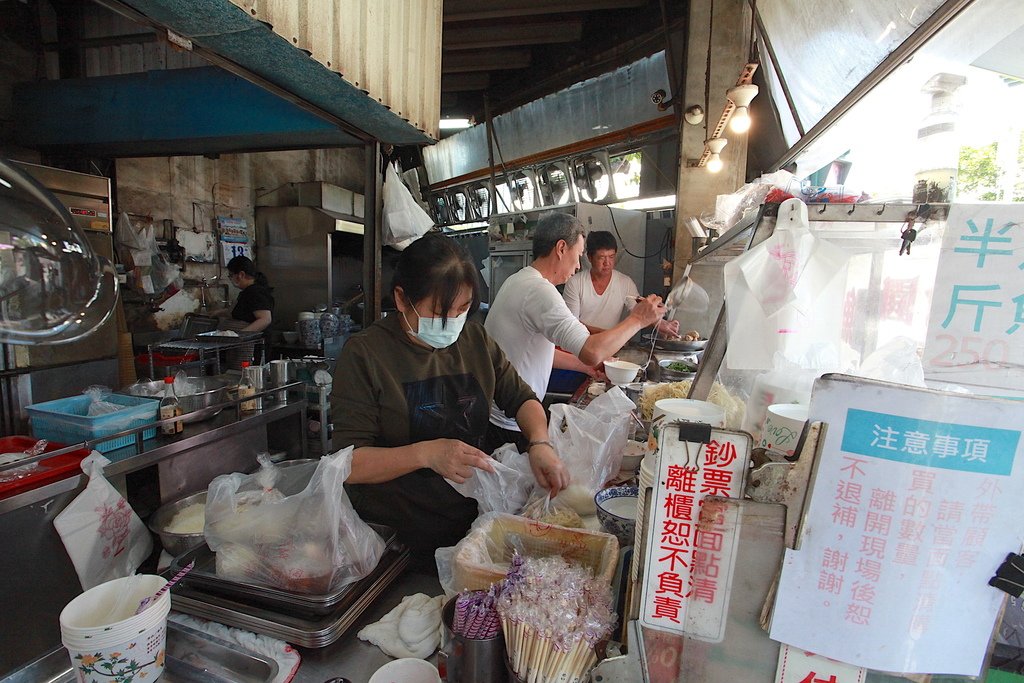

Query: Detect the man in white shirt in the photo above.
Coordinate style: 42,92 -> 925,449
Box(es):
485,213 -> 666,448
563,230 -> 680,337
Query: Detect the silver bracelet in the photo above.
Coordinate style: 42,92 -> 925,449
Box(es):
527,440 -> 554,450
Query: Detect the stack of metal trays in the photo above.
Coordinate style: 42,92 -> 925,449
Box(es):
169,525 -> 410,647
0,621 -> 278,683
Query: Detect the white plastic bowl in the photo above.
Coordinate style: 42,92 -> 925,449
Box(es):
605,360 -> 641,385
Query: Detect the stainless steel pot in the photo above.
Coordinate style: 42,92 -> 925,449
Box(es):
148,490 -> 207,556
124,377 -> 230,422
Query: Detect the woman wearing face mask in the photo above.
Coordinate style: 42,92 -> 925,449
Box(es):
330,234 -> 567,568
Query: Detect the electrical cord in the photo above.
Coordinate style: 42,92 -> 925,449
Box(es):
606,204 -> 672,260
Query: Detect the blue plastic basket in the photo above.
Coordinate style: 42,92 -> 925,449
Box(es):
27,394 -> 160,453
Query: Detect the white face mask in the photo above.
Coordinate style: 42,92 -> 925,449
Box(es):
402,304 -> 468,349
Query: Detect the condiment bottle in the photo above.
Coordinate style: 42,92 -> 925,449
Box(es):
159,376 -> 184,435
239,361 -> 257,412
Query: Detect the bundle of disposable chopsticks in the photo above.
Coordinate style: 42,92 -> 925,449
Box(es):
497,553 -> 615,683
452,587 -> 501,640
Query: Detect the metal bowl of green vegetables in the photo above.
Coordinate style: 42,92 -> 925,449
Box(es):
658,358 -> 698,381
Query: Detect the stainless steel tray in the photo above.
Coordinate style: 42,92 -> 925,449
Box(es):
171,542 -> 410,648
169,523 -> 396,615
0,621 -> 278,683
641,333 -> 708,352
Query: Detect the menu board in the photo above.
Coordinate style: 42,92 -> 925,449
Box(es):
640,426 -> 750,639
923,204 -> 1024,395
769,375 -> 1024,675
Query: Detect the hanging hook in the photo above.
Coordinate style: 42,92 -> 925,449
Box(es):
847,204 -> 857,216
875,202 -> 887,216
818,203 -> 828,215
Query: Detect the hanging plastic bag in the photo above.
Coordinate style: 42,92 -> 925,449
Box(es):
447,443 -> 535,515
547,386 -> 634,515
382,162 -> 434,249
83,385 -> 126,417
204,447 -> 385,594
54,453 -> 154,590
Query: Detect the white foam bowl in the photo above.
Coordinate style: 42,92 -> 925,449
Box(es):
605,360 -> 641,385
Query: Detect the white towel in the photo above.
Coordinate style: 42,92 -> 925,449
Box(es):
357,593 -> 445,659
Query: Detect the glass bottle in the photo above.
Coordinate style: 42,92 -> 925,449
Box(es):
239,361 -> 257,412
159,376 -> 184,435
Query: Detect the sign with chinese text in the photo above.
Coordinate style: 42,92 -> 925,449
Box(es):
217,216 -> 251,266
770,375 -> 1024,675
775,645 -> 866,683
640,426 -> 749,639
923,204 -> 1024,394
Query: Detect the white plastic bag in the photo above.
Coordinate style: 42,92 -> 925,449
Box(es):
83,385 -> 125,417
54,453 -> 154,590
382,162 -> 434,248
204,448 -> 385,594
447,443 -> 535,515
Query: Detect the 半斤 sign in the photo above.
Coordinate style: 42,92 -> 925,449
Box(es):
769,375 -> 1024,675
923,204 -> 1024,394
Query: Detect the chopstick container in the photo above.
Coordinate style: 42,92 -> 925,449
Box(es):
441,596 -> 507,683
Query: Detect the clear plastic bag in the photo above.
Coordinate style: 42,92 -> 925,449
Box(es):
547,386 -> 635,515
521,491 -> 583,528
447,443 -> 535,515
53,453 -> 154,590
83,385 -> 126,416
204,447 -> 385,594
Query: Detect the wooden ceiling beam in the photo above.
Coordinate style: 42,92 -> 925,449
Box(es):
443,19 -> 584,50
444,0 -> 649,22
442,49 -> 532,73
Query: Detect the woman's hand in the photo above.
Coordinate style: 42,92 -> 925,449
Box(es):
527,443 -> 569,493
418,439 -> 495,484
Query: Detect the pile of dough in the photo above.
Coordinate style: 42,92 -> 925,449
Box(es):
357,593 -> 444,659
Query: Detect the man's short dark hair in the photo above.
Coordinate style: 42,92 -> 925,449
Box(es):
585,230 -> 618,257
532,212 -> 586,259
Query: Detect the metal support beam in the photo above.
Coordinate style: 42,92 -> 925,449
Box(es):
363,143 -> 384,324
442,49 -> 532,73
441,73 -> 492,93
444,0 -> 647,21
443,20 -> 584,49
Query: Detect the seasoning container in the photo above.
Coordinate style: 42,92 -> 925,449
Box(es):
159,377 -> 184,435
238,362 -> 257,412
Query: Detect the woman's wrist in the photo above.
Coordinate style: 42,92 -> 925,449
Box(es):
527,440 -> 554,451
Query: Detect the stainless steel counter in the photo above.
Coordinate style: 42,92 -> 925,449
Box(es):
290,571 -> 442,683
0,393 -> 309,677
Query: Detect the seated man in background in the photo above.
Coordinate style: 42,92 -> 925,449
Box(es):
485,214 -> 666,450
563,230 -> 679,338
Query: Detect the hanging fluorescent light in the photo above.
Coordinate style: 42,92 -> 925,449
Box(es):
705,137 -> 728,173
726,84 -> 758,133
439,118 -> 473,130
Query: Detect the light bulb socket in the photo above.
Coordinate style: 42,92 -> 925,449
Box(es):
705,137 -> 728,155
726,84 -> 759,108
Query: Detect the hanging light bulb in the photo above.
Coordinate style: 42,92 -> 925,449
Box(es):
726,84 -> 759,134
705,137 -> 727,173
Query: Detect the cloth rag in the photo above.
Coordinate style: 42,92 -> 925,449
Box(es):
357,593 -> 445,659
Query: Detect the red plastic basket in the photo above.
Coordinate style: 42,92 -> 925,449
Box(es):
0,436 -> 91,499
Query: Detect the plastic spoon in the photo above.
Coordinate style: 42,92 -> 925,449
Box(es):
135,560 -> 195,615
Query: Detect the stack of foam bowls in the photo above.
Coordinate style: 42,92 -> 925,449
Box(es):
60,575 -> 171,682
632,399 -> 726,583
632,451 -> 658,582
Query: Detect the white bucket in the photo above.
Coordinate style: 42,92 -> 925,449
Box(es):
60,575 -> 170,681
369,657 -> 442,683
653,398 -> 725,427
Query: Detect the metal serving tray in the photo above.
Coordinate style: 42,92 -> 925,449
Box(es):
171,541 -> 410,648
169,524 -> 396,615
0,621 -> 278,683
